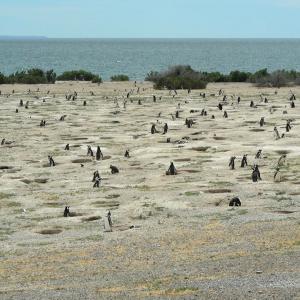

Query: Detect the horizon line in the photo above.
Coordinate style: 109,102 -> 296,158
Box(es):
1,36 -> 300,40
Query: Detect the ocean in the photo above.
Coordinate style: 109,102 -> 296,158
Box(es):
1,38 -> 300,80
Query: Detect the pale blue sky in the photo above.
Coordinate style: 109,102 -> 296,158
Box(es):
0,0 -> 299,38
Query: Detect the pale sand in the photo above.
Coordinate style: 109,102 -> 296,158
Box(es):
0,81 -> 299,299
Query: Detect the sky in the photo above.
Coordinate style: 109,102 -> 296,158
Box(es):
0,0 -> 299,38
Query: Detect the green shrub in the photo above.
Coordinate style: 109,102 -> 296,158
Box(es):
145,71 -> 160,82
46,69 -> 57,83
57,70 -> 102,83
228,70 -> 251,82
0,72 -> 5,84
146,65 -> 208,90
3,69 -> 56,84
249,68 -> 269,83
111,74 -> 129,81
202,71 -> 228,82
146,66 -> 300,88
91,75 -> 102,83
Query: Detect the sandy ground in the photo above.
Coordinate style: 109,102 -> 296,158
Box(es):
0,81 -> 299,299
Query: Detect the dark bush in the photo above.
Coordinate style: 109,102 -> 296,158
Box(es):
0,72 -> 5,84
57,70 -> 102,83
249,68 -> 269,83
46,69 -> 57,83
294,77 -> 300,85
228,70 -> 251,82
3,69 -> 55,84
111,74 -> 129,81
145,71 -> 160,82
201,71 -> 228,82
268,71 -> 289,88
91,75 -> 102,83
252,70 -> 299,87
146,65 -> 207,90
146,66 -> 300,89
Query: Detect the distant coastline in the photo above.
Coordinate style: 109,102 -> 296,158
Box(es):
1,37 -> 300,40
0,36 -> 48,40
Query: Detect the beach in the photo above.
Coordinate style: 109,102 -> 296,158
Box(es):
0,81 -> 299,299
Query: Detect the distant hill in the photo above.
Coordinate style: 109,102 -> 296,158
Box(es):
0,36 -> 48,40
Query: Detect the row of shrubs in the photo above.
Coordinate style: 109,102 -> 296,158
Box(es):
146,65 -> 300,89
1,66 -> 300,88
0,69 -> 130,84
0,69 -> 57,84
56,70 -> 102,83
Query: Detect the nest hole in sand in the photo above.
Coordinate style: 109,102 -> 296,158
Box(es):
81,216 -> 102,222
69,212 -> 85,217
105,194 -> 120,199
129,162 -> 141,166
205,188 -> 232,194
273,210 -> 295,214
72,137 -> 89,141
275,150 -> 291,155
72,158 -> 92,163
289,192 -> 300,195
0,166 -> 14,170
191,131 -> 203,136
180,169 -> 200,173
102,155 -> 112,160
250,129 -> 265,132
45,202 -> 63,207
213,137 -> 227,141
34,178 -> 48,184
174,158 -> 191,162
37,229 -> 62,235
42,163 -> 60,168
92,200 -> 120,208
20,179 -> 32,184
190,146 -> 210,152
